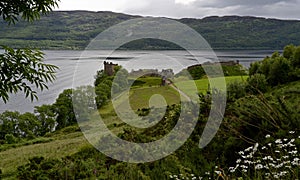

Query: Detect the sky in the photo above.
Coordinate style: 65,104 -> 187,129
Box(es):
56,0 -> 300,20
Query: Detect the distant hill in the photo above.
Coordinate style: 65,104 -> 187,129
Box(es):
0,11 -> 300,50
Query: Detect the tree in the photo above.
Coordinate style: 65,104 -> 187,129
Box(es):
94,70 -> 108,87
0,0 -> 59,102
72,86 -> 96,121
249,61 -> 261,76
112,68 -> 129,93
95,83 -> 111,108
292,46 -> 300,68
53,89 -> 76,129
248,45 -> 298,87
283,44 -> 295,60
0,0 -> 59,24
0,111 -> 20,139
18,112 -> 40,138
34,105 -> 56,136
0,47 -> 58,102
268,56 -> 291,86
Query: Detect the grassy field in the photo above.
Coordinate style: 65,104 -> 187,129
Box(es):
130,77 -> 162,88
128,86 -> 181,110
0,130 -> 88,179
103,76 -> 248,113
174,75 -> 248,99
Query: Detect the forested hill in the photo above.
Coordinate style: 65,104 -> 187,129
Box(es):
1,11 -> 300,50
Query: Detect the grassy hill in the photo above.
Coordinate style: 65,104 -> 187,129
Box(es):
1,78 -> 299,179
0,11 -> 300,50
0,75 -> 245,179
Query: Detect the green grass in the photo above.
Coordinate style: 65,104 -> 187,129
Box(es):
175,75 -> 248,98
113,77 -> 181,111
130,77 -> 162,88
102,76 -> 248,113
128,86 -> 180,110
0,131 -> 88,179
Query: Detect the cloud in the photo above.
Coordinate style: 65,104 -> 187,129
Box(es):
57,0 -> 300,19
175,0 -> 197,5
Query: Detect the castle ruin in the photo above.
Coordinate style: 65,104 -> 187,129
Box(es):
104,61 -> 118,76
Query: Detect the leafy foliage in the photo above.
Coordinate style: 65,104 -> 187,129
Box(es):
227,80 -> 247,101
0,0 -> 59,103
94,66 -> 129,108
249,45 -> 300,86
0,46 -> 58,102
34,105 -> 56,136
0,0 -> 59,24
246,73 -> 269,94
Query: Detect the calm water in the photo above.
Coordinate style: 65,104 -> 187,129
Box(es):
0,50 -> 275,113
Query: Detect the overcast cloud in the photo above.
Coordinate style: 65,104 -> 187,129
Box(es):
57,0 -> 300,19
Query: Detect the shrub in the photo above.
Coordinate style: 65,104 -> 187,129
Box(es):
5,134 -> 17,144
246,73 -> 269,94
227,80 -> 247,101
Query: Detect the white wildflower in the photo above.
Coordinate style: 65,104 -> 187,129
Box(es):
244,146 -> 253,152
255,164 -> 263,170
253,143 -> 259,152
289,150 -> 298,154
215,171 -> 221,175
265,173 -> 270,176
283,155 -> 289,159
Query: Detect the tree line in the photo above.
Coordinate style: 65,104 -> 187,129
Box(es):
0,65 -> 128,144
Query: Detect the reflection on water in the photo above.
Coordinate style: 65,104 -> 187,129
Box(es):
0,50 -> 275,113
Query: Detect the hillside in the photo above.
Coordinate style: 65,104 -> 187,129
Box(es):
0,11 -> 300,50
1,79 -> 299,179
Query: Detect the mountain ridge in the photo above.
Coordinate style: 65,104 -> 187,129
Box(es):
0,11 -> 299,50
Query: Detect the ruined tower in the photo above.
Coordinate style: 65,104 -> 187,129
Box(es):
104,61 -> 117,76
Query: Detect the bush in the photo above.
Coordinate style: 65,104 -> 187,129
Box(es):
5,134 -> 17,144
249,45 -> 300,87
268,56 -> 291,86
227,81 -> 247,101
246,73 -> 269,94
221,64 -> 248,76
